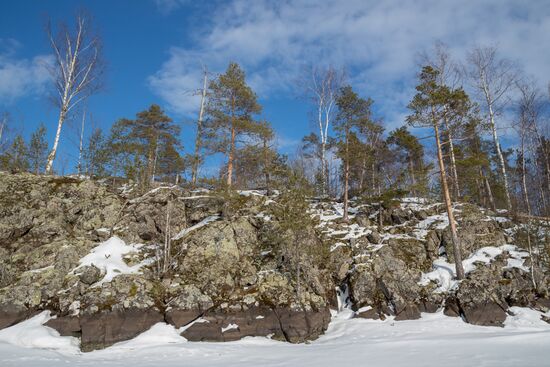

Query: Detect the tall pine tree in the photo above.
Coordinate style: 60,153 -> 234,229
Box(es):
204,62 -> 262,187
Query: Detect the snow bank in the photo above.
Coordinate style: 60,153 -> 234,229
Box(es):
73,236 -> 146,286
505,307 -> 550,329
420,244 -> 530,292
0,312 -> 79,354
1,309 -> 550,366
107,323 -> 186,350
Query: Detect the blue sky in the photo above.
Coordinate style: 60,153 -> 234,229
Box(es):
1,0 -> 549,174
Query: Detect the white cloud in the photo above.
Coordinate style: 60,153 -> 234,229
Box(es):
154,0 -> 190,15
149,0 -> 550,132
0,39 -> 52,105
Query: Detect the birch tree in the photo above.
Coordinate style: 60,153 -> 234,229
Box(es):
191,66 -> 208,186
407,66 -> 465,279
45,13 -> 103,174
301,66 -> 344,196
467,46 -> 519,210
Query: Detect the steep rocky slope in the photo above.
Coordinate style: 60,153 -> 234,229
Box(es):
0,173 -> 548,351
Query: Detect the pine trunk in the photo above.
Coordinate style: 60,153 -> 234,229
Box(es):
443,111 -> 460,199
434,115 -> 465,279
343,127 -> 349,222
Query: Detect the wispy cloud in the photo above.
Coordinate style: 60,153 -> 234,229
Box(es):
149,0 -> 550,131
0,38 -> 52,105
153,0 -> 190,15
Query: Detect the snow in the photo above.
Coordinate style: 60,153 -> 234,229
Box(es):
72,236 -> 146,286
172,215 -> 220,240
110,323 -> 186,349
255,212 -> 272,221
221,324 -> 239,333
1,310 -> 550,367
330,242 -> 347,252
420,244 -> 530,292
0,311 -> 79,354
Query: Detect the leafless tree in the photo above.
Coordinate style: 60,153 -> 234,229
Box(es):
191,65 -> 208,187
300,65 -> 345,196
45,12 -> 103,174
466,46 -> 520,210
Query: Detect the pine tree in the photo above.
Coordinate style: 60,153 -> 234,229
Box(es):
334,85 -> 374,221
407,65 -> 465,280
0,135 -> 29,173
83,127 -> 109,177
457,116 -> 496,209
28,123 -> 48,174
109,104 -> 181,186
387,126 -> 428,196
204,62 -> 262,187
156,141 -> 185,183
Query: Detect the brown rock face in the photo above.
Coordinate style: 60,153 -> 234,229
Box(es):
0,303 -> 36,329
181,307 -> 331,343
165,309 -> 203,329
46,309 -> 165,352
461,301 -> 508,327
79,309 -> 165,352
44,316 -> 81,337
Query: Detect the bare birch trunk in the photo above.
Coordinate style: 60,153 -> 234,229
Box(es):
481,168 -> 496,211
485,91 -> 512,211
520,137 -> 532,215
192,69 -> 208,187
46,107 -> 67,174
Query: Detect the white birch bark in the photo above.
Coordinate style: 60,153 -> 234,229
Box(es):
192,67 -> 208,186
45,14 -> 102,174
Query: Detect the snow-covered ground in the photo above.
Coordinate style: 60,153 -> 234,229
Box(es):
1,309 -> 549,367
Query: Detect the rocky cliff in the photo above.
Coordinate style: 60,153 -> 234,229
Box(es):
0,173 -> 548,351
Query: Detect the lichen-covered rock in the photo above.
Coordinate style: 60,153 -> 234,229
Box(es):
78,265 -> 102,285
165,285 -> 214,328
452,258 -> 536,326
1,173 -> 548,351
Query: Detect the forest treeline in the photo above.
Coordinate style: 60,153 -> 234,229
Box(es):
1,13 -> 549,225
